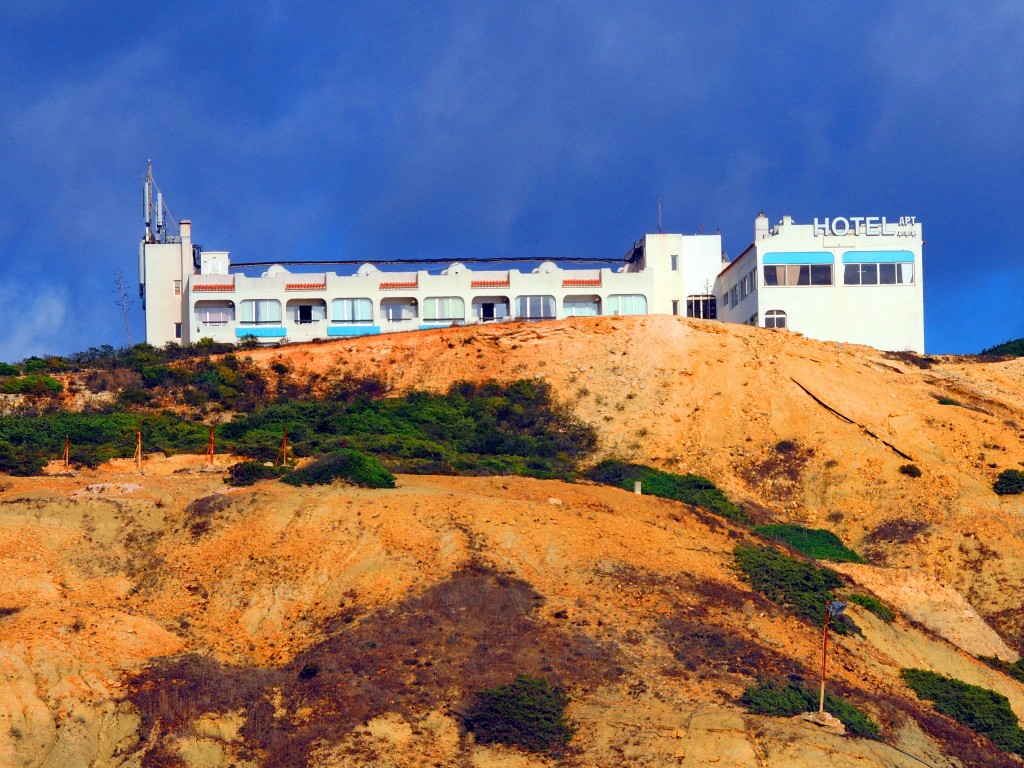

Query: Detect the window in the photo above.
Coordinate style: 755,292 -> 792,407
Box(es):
843,262 -> 914,285
686,295 -> 717,319
739,276 -> 748,301
762,264 -> 833,286
764,310 -> 787,328
332,298 -> 373,323
423,296 -> 465,321
672,300 -> 679,316
381,299 -> 417,321
606,294 -> 648,316
515,295 -> 555,320
173,280 -> 182,296
722,293 -> 729,308
563,296 -> 600,316
239,299 -> 282,325
730,286 -> 738,305
174,322 -> 182,339
670,254 -> 679,271
749,269 -> 757,291
194,301 -> 235,325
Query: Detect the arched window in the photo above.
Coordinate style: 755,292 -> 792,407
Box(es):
764,310 -> 787,329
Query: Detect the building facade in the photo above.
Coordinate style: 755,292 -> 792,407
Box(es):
715,213 -> 924,353
139,175 -> 924,352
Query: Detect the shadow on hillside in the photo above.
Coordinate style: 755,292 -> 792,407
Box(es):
128,563 -> 619,767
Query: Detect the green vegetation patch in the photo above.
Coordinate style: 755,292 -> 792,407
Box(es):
0,374 -> 63,395
741,679 -> 880,738
899,463 -> 922,478
464,675 -> 575,753
754,524 -> 864,563
221,379 -> 595,480
733,544 -> 848,632
981,339 -> 1024,358
281,449 -> 396,489
901,668 -> 1024,755
993,469 -> 1024,496
584,459 -> 747,523
224,461 -> 291,487
979,656 -> 1024,685
848,593 -> 895,623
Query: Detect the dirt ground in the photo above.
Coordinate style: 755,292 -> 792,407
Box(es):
3,316 -> 1024,766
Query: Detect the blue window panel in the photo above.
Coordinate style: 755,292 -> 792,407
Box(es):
235,326 -> 286,338
762,251 -> 834,265
327,326 -> 381,337
841,250 -> 915,264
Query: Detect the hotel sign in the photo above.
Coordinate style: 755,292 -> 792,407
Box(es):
813,216 -> 918,237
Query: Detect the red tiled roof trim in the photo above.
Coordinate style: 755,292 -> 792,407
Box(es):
470,280 -> 510,288
379,281 -> 418,289
562,278 -> 602,287
192,283 -> 235,292
285,282 -> 327,291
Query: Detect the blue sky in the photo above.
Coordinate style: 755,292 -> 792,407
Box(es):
0,1 -> 1021,359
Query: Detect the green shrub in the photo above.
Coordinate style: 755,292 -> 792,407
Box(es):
0,363 -> 20,376
901,668 -> 1024,754
753,524 -> 864,563
225,461 -> 290,487
0,443 -> 47,476
979,656 -> 1024,685
993,470 -> 1024,496
741,679 -> 880,738
899,464 -> 922,478
848,593 -> 895,623
937,397 -> 961,406
464,675 -> 575,753
0,375 -> 63,396
981,339 -> 1024,357
733,544 -> 848,632
584,460 -> 747,523
282,449 -> 396,489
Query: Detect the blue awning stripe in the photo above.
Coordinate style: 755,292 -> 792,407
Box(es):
841,250 -> 915,264
762,252 -> 834,265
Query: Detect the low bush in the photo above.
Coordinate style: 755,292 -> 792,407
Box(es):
741,679 -> 880,738
464,675 -> 575,753
899,464 -> 922,478
282,449 -> 396,488
902,668 -> 1024,754
937,397 -> 961,406
733,544 -> 849,632
0,363 -> 20,376
848,593 -> 896,623
0,375 -> 63,396
224,461 -> 290,487
585,460 -> 747,523
993,469 -> 1024,496
775,439 -> 799,453
754,524 -> 864,563
979,656 -> 1024,685
0,443 -> 47,476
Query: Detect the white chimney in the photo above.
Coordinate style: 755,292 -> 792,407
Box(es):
755,212 -> 769,241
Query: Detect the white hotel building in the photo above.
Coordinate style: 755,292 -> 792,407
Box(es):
139,179 -> 924,353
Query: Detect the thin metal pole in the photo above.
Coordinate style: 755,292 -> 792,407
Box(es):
819,603 -> 830,714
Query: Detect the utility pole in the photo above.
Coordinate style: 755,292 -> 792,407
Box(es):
819,600 -> 847,714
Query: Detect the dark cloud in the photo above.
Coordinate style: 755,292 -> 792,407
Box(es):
0,1 -> 1020,358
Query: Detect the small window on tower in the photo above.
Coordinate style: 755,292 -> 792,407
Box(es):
173,280 -> 182,296
174,322 -> 182,339
670,255 -> 679,271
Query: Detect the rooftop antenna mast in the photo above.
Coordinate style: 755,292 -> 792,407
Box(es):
143,161 -> 175,244
657,196 -> 663,234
